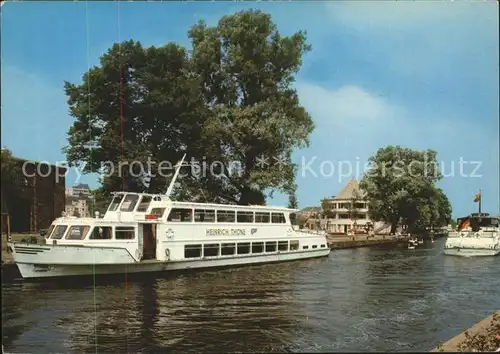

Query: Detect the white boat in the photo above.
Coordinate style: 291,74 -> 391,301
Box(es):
408,238 -> 418,249
444,213 -> 500,257
7,156 -> 330,279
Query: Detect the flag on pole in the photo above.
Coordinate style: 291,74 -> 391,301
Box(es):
473,191 -> 481,203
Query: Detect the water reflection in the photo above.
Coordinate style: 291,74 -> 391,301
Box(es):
2,242 -> 499,353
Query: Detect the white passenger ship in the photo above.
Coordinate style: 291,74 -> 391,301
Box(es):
444,213 -> 500,257
7,156 -> 330,279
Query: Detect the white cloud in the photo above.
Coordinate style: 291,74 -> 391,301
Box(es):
292,81 -> 499,214
327,1 -> 495,31
296,83 -> 401,126
326,1 -> 499,88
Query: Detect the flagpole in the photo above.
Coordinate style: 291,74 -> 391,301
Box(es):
479,188 -> 482,214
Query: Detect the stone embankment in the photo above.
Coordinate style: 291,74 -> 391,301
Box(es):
327,234 -> 407,249
431,311 -> 500,352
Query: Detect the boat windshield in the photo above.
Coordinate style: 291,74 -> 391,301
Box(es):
470,217 -> 499,232
108,194 -> 124,212
120,194 -> 140,212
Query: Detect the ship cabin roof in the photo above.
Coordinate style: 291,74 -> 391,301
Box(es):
106,192 -> 298,214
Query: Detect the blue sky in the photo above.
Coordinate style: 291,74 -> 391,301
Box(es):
1,1 -> 499,218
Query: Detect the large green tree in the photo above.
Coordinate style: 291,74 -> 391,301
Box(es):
360,145 -> 452,234
1,148 -> 22,215
64,10 -> 314,205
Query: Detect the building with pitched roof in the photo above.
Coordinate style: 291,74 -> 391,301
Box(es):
320,178 -> 391,234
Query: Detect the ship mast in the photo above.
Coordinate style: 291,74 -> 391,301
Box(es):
165,154 -> 187,199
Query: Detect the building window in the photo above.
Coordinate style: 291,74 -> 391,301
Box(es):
271,213 -> 286,224
115,226 -> 135,240
237,211 -> 254,223
89,226 -> 112,240
167,208 -> 192,222
252,242 -> 264,253
221,243 -> 236,256
290,240 -> 299,251
136,196 -> 152,212
65,225 -> 91,240
217,210 -> 236,223
278,241 -> 288,251
185,244 -> 202,258
255,212 -> 270,223
237,242 -> 250,254
204,243 -> 219,257
265,241 -> 277,252
194,209 -> 216,222
50,225 -> 68,240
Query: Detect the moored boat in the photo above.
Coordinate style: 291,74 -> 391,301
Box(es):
7,156 -> 330,279
444,213 -> 500,257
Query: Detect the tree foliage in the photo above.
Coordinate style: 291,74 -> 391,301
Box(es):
1,148 -> 22,214
360,145 -> 452,234
64,10 -> 314,205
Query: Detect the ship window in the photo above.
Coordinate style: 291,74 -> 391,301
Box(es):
167,208 -> 192,222
204,243 -> 219,257
290,240 -> 299,251
278,241 -> 288,251
89,226 -> 112,240
255,212 -> 270,223
66,225 -> 91,240
237,211 -> 254,223
185,244 -> 202,258
108,194 -> 124,212
151,208 -> 166,217
321,244 -> 326,248
194,209 -> 215,222
265,241 -> 277,252
303,245 -> 309,250
237,242 -> 250,254
217,210 -> 235,223
271,213 -> 286,224
136,196 -> 152,212
115,226 -> 135,240
45,224 -> 55,239
120,194 -> 140,212
221,243 -> 236,255
252,242 -> 264,253
312,245 -> 318,249
50,225 -> 68,240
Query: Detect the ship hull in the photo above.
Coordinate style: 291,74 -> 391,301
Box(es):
12,248 -> 330,280
443,248 -> 500,257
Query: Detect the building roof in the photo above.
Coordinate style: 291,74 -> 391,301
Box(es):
333,178 -> 366,200
73,183 -> 90,190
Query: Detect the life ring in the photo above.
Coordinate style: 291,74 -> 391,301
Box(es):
165,248 -> 170,261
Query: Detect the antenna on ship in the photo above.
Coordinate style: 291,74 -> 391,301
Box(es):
165,153 -> 187,199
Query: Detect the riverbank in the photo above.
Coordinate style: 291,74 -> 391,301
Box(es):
327,234 -> 407,249
431,311 -> 500,352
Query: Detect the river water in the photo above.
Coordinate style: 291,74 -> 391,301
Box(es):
2,238 -> 499,353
